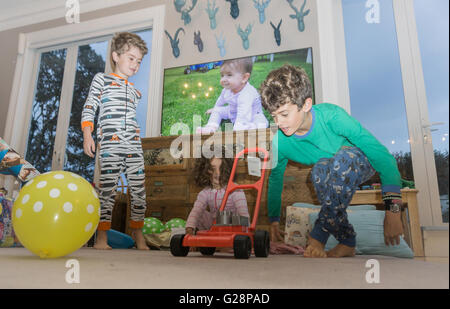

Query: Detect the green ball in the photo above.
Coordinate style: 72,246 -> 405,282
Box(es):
142,217 -> 165,234
165,218 -> 186,230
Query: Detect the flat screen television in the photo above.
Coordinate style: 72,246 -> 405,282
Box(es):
161,47 -> 315,136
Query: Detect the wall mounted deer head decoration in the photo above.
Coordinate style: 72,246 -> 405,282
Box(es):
165,28 -> 185,58
215,33 -> 226,57
226,0 -> 240,19
286,0 -> 310,32
237,23 -> 253,50
174,0 -> 198,26
253,0 -> 271,24
205,0 -> 219,30
270,19 -> 282,46
193,31 -> 204,52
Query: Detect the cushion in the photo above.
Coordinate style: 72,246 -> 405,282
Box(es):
308,210 -> 414,258
292,202 -> 377,211
284,206 -> 320,247
106,229 -> 135,249
0,195 -> 21,247
285,203 -> 375,247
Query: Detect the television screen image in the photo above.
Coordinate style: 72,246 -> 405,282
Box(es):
161,48 -> 315,136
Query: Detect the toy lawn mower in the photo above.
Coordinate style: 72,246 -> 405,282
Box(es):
170,148 -> 270,259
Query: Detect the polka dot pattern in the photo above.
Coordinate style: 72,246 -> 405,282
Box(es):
68,183 -> 77,191
33,201 -> 43,213
87,204 -> 94,214
142,217 -> 165,234
85,222 -> 93,232
12,171 -> 100,258
22,194 -> 30,204
165,218 -> 186,230
49,188 -> 60,198
63,202 -> 73,213
36,181 -> 47,189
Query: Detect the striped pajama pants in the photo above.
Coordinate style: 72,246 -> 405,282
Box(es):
97,134 -> 146,231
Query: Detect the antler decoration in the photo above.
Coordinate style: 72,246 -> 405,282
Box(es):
205,0 -> 219,30
215,33 -> 226,57
237,23 -> 253,50
174,0 -> 198,26
253,0 -> 271,24
270,19 -> 282,46
226,0 -> 240,19
193,31 -> 204,52
165,28 -> 185,58
286,0 -> 310,32
174,0 -> 186,12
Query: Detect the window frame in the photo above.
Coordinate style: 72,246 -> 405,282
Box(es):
2,5 -> 165,192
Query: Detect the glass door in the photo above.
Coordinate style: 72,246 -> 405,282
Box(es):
342,0 -> 414,187
63,40 -> 108,183
129,29 -> 153,138
342,0 -> 448,226
26,30 -> 153,186
413,0 -> 449,223
25,49 -> 67,173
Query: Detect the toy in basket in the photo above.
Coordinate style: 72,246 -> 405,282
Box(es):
170,148 -> 270,259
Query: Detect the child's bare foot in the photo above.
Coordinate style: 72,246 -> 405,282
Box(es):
303,237 -> 327,258
94,230 -> 112,250
132,228 -> 149,250
326,244 -> 355,258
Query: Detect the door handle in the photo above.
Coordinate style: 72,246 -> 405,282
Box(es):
422,122 -> 444,128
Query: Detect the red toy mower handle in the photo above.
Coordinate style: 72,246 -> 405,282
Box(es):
217,147 -> 269,231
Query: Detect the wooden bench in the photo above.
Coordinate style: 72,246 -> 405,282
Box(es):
351,189 -> 424,257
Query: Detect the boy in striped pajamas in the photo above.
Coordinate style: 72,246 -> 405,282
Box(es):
81,32 -> 149,250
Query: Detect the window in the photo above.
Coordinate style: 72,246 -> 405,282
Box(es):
63,41 -> 108,182
26,49 -> 67,174
2,6 -> 165,193
342,0 -> 413,186
413,0 -> 449,223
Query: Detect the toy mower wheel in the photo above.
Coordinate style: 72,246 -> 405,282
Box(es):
170,234 -> 190,257
254,230 -> 270,257
199,247 -> 216,256
233,235 -> 251,259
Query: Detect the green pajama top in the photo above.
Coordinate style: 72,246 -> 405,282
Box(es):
268,103 -> 401,222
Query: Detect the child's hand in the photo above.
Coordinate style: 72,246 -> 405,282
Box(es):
270,221 -> 286,243
185,227 -> 194,235
83,136 -> 96,158
205,108 -> 214,114
383,210 -> 404,246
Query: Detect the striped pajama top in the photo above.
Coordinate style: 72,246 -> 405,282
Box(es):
81,72 -> 142,145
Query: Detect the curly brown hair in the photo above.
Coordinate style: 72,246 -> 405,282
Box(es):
192,147 -> 234,189
110,32 -> 148,71
259,64 -> 313,113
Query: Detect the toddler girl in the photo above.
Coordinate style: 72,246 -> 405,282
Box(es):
185,150 -> 249,234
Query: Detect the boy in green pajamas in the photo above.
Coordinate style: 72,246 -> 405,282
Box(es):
259,65 -> 404,258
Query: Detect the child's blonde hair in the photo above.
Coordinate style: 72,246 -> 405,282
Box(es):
222,57 -> 253,75
110,32 -> 148,71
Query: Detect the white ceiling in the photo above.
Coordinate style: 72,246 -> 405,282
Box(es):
0,0 -> 141,32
